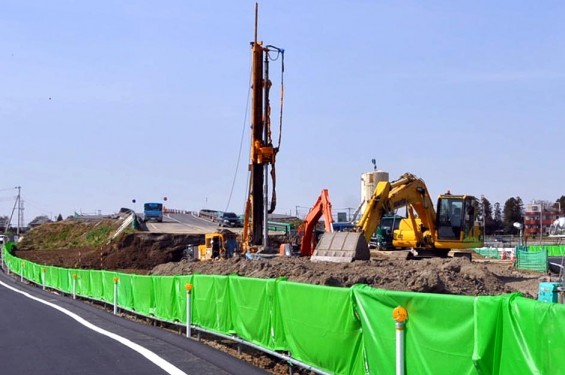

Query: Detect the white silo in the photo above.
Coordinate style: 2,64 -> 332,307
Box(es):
360,170 -> 389,214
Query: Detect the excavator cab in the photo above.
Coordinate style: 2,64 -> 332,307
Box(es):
436,195 -> 482,245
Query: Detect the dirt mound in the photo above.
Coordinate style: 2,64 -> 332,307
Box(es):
15,232 -> 204,273
151,255 -> 537,297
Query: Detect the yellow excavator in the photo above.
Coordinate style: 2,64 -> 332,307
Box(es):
311,173 -> 484,262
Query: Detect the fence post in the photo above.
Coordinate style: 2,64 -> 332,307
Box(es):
20,261 -> 24,282
42,267 -> 46,290
72,273 -> 77,299
113,276 -> 119,315
185,283 -> 193,338
393,306 -> 408,375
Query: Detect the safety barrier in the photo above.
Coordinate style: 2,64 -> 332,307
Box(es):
515,247 -> 548,272
527,244 -> 565,257
2,242 -> 565,375
473,247 -> 500,259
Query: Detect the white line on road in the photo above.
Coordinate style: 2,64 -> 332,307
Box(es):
0,280 -> 187,375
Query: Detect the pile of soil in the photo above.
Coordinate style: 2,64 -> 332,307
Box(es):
15,233 -> 203,273
151,254 -> 542,298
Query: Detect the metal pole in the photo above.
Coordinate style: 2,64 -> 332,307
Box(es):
263,164 -> 269,250
42,268 -> 46,290
393,306 -> 408,375
185,283 -> 193,338
20,262 -> 23,282
113,277 -> 119,315
72,274 -> 77,299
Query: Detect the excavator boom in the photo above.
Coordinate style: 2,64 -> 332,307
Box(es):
299,189 -> 334,256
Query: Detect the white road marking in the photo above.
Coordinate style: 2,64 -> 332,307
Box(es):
0,280 -> 187,375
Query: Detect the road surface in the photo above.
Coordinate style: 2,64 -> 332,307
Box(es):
0,270 -> 266,375
145,213 -> 243,235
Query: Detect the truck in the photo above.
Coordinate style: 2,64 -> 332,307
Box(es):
143,202 -> 163,223
311,173 -> 484,262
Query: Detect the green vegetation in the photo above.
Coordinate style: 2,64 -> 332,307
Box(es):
18,219 -> 123,251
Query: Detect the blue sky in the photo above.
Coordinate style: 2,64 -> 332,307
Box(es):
1,1 -> 564,223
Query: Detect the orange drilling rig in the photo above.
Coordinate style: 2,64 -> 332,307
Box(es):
242,4 -> 285,253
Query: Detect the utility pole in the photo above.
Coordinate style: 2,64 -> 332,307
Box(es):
16,186 -> 22,235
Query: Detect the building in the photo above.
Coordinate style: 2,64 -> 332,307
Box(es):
524,200 -> 561,237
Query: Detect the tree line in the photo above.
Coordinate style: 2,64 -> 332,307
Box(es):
480,195 -> 565,235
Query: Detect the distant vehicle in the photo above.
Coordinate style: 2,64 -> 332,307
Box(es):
0,234 -> 6,244
143,202 -> 163,223
219,212 -> 242,227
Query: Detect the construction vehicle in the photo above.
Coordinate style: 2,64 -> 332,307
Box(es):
197,231 -> 240,260
311,173 -> 484,262
241,4 -> 285,253
299,189 -> 334,256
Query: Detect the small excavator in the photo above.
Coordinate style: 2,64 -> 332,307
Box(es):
311,173 -> 484,262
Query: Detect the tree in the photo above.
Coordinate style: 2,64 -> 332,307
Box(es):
0,215 -> 9,231
480,196 -> 495,235
56,214 -> 63,222
503,196 -> 524,234
556,196 -> 565,215
493,202 -> 503,233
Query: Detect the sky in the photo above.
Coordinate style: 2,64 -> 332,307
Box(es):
1,1 -> 564,224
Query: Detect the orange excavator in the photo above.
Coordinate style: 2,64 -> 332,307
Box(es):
299,189 -> 334,256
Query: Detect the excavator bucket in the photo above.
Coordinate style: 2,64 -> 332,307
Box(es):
310,232 -> 370,263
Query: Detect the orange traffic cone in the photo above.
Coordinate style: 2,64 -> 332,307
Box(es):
500,250 -> 507,260
510,249 -> 516,261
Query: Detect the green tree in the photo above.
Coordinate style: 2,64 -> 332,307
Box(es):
493,202 -> 503,232
503,196 -> 524,234
480,196 -> 494,235
556,196 -> 565,215
56,214 -> 63,222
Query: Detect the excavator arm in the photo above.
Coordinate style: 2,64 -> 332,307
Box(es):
300,189 -> 334,256
357,173 -> 436,245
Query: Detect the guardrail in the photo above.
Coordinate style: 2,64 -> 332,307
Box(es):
2,242 -> 565,374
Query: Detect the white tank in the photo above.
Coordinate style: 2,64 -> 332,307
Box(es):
360,170 -> 389,214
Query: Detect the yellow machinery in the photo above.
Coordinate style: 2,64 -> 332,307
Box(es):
197,233 -> 225,260
311,173 -> 484,262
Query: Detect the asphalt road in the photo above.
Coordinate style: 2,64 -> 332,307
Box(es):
0,270 -> 266,375
145,213 -> 243,235
145,213 -> 219,234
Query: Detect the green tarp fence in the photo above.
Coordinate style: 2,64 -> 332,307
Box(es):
2,244 -> 565,375
527,244 -> 565,256
474,247 -> 500,259
516,247 -> 548,272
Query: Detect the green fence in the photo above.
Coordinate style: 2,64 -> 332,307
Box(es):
516,247 -> 548,272
474,247 -> 500,259
2,243 -> 565,375
527,244 -> 565,256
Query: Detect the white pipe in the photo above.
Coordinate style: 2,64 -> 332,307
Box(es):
396,322 -> 405,375
72,275 -> 76,300
392,306 -> 408,375
113,278 -> 119,315
186,288 -> 192,338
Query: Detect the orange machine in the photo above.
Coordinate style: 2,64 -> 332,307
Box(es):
300,189 -> 334,256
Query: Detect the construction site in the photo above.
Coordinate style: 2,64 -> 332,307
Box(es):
3,4 -> 565,375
